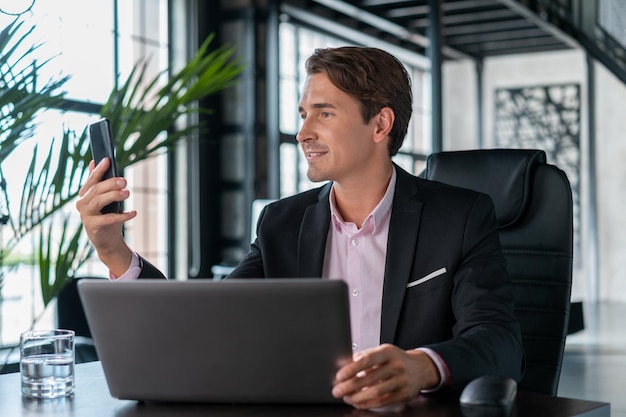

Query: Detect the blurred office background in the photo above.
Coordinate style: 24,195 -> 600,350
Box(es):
0,0 -> 625,414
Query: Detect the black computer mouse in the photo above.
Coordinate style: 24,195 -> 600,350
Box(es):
459,375 -> 517,417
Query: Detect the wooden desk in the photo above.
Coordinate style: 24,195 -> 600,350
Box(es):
0,361 -> 610,417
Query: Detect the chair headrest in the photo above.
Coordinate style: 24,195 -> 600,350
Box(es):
423,149 -> 546,228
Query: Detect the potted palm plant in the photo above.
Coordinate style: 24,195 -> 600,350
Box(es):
35,31 -> 244,307
0,20 -> 69,272
0,18 -> 244,371
0,19 -> 71,374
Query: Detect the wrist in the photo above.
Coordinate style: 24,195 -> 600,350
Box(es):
408,349 -> 441,391
97,244 -> 133,278
414,347 -> 452,392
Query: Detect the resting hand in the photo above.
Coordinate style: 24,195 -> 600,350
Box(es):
332,344 -> 440,410
76,158 -> 136,276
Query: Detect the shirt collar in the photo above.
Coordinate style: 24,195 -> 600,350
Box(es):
329,166 -> 397,233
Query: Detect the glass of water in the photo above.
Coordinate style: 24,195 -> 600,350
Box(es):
20,329 -> 75,398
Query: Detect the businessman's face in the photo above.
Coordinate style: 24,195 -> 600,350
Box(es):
296,72 -> 382,185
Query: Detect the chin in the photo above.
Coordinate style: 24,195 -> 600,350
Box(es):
306,168 -> 330,183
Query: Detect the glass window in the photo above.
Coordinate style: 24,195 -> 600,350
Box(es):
0,0 -> 169,350
2,1 -> 116,103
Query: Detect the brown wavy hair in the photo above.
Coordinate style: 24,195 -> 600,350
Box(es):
305,46 -> 413,156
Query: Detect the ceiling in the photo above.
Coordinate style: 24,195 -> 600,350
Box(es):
286,0 -> 579,61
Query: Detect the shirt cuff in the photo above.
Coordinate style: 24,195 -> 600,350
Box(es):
416,347 -> 452,393
109,251 -> 142,281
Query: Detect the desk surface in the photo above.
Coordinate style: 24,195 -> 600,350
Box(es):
0,361 -> 610,417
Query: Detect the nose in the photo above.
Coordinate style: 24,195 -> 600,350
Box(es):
296,118 -> 314,143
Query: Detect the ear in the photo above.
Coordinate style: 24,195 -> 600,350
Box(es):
373,107 -> 394,143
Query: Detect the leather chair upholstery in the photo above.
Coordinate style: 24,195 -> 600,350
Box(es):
421,148 -> 573,396
57,277 -> 106,364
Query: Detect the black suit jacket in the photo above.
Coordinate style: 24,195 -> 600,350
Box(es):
139,165 -> 524,389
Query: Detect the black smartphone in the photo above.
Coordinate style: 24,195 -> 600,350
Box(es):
88,118 -> 122,214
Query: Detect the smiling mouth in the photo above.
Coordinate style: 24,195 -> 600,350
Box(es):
306,151 -> 326,158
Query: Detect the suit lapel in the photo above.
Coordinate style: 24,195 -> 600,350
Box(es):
380,166 -> 423,344
292,173 -> 423,343
297,184 -> 332,277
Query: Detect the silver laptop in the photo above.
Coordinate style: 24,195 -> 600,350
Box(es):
77,279 -> 352,404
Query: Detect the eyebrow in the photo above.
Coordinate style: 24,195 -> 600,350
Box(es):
298,102 -> 338,112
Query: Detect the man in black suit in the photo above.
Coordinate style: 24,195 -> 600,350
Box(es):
77,46 -> 523,410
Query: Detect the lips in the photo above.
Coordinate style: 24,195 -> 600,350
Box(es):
304,147 -> 328,159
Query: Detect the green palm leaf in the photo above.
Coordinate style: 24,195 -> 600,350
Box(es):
38,216 -> 92,306
2,18 -> 244,308
102,33 -> 245,168
0,19 -> 69,162
25,34 -> 243,306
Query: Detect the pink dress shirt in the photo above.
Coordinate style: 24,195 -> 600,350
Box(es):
322,168 -> 449,391
321,170 -> 395,352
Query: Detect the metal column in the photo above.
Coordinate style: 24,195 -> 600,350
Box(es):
586,53 -> 600,303
428,0 -> 443,153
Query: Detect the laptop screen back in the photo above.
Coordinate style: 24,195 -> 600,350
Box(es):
77,279 -> 352,404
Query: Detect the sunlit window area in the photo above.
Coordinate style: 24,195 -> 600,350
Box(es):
0,0 -> 169,349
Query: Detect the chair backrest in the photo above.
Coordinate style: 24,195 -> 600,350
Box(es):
421,148 -> 573,396
251,199 -> 276,243
212,199 -> 276,280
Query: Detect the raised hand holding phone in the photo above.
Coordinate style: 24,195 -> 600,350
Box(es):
88,118 -> 122,214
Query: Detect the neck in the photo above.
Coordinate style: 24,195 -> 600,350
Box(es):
333,163 -> 393,228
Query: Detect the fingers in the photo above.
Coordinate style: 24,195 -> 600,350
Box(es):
79,158 -> 109,197
335,345 -> 391,383
76,156 -> 132,222
341,373 -> 408,409
77,181 -> 129,217
333,346 -> 393,398
77,160 -> 130,216
75,158 -> 138,274
332,345 -> 419,410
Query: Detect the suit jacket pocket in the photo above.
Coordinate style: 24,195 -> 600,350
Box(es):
405,267 -> 448,297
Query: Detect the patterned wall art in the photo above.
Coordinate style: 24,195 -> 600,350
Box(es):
494,83 -> 581,264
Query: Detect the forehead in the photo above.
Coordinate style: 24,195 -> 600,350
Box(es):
299,73 -> 357,109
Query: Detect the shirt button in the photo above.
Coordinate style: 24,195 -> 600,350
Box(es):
352,343 -> 358,351
352,289 -> 360,297
350,239 -> 359,246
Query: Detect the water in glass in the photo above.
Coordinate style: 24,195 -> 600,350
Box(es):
20,330 -> 75,398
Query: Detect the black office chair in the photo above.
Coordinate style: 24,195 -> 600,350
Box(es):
56,276 -> 106,364
421,148 -> 573,396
